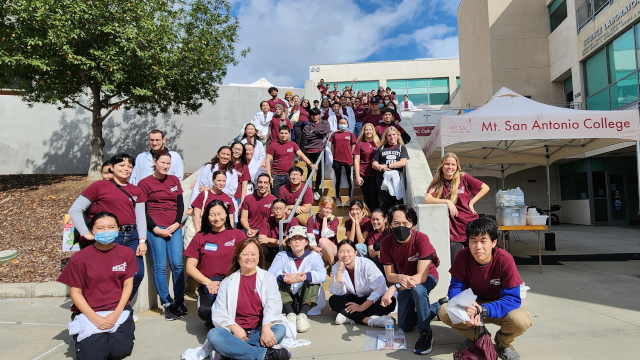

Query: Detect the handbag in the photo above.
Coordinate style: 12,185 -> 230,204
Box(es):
182,190 -> 208,250
453,313 -> 498,360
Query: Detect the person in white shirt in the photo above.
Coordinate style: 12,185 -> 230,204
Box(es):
129,130 -> 184,185
400,95 -> 414,111
251,101 -> 274,141
329,97 -> 355,134
189,146 -> 238,206
329,240 -> 396,327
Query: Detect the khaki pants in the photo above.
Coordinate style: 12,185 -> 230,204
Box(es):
295,213 -> 310,227
438,303 -> 533,348
279,283 -> 320,311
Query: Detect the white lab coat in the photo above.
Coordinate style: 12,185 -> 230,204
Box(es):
329,108 -> 355,134
330,257 -> 387,302
268,251 -> 327,315
129,151 -> 184,185
241,138 -> 266,166
211,268 -> 296,345
399,101 -> 414,110
251,111 -> 274,138
381,170 -> 405,200
189,164 -> 238,206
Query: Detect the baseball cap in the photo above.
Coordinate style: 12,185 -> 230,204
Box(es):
288,225 -> 307,238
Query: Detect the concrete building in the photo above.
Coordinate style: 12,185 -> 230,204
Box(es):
307,58 -> 461,108
457,0 -> 640,226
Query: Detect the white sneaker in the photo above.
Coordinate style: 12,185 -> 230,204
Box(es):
344,200 -> 351,207
367,315 -> 394,328
335,313 -> 355,325
286,313 -> 297,325
335,198 -> 342,207
133,315 -> 139,323
296,313 -> 310,333
313,192 -> 321,201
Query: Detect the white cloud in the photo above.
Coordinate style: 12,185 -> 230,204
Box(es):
410,24 -> 459,58
428,0 -> 461,15
224,0 -> 424,87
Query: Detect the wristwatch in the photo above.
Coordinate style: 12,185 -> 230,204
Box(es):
139,239 -> 147,244
480,305 -> 488,317
394,283 -> 402,290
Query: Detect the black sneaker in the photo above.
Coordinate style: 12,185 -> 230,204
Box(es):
264,348 -> 291,360
438,296 -> 449,305
414,331 -> 434,355
495,334 -> 520,360
163,304 -> 180,321
212,353 -> 232,360
204,320 -> 214,330
176,302 -> 188,316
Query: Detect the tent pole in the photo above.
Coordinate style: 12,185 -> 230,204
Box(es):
441,146 -> 445,158
545,145 -> 551,233
501,165 -> 505,189
637,142 -> 640,215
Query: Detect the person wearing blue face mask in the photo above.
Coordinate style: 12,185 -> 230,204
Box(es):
330,118 -> 356,207
58,212 -> 138,360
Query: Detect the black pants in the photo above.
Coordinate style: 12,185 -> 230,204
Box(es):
73,307 -> 135,360
306,152 -> 323,192
197,277 -> 223,329
450,241 -> 469,263
360,176 -> 379,211
271,174 -> 289,197
371,255 -> 385,275
378,181 -> 397,213
332,161 -> 352,200
263,246 -> 280,263
329,293 -> 396,324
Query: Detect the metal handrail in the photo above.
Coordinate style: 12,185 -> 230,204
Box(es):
278,133 -> 332,250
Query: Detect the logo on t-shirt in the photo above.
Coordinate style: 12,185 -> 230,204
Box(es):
112,262 -> 127,272
131,196 -> 138,201
224,239 -> 236,247
286,147 -> 294,153
170,186 -> 179,192
264,204 -> 272,208
490,279 -> 501,285
408,252 -> 419,262
346,136 -> 350,140
458,186 -> 465,194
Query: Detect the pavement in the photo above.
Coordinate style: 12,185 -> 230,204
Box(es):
2,224 -> 640,359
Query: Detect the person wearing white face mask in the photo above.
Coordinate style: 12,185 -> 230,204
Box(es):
329,240 -> 396,328
58,212 -> 137,360
330,118 -> 356,207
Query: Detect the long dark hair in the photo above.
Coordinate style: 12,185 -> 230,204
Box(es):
205,146 -> 235,173
230,141 -> 247,166
241,123 -> 263,144
201,200 -> 232,234
109,153 -> 135,169
371,208 -> 391,237
227,237 -> 265,276
301,99 -> 311,114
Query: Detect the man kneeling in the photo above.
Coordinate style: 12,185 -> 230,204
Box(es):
438,217 -> 533,360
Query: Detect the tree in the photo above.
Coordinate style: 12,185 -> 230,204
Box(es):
0,0 -> 248,178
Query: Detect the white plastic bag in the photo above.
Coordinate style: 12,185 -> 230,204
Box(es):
323,146 -> 333,180
446,288 -> 477,324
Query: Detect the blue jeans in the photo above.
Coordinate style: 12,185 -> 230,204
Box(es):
354,122 -> 363,139
147,227 -> 185,306
113,230 -> 144,301
397,274 -> 440,337
355,243 -> 369,258
207,324 -> 286,360
233,197 -> 242,226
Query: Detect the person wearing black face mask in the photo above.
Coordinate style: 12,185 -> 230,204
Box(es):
378,204 -> 445,356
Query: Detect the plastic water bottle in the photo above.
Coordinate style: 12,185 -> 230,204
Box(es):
385,317 -> 395,346
495,189 -> 502,206
514,187 -> 525,206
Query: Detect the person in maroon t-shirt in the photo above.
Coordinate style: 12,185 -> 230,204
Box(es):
306,196 -> 340,265
138,150 -> 185,320
353,97 -> 366,138
330,118 -> 357,207
354,123 -> 381,211
424,152 -> 489,263
375,108 -> 410,144
184,200 -> 244,329
240,174 -> 277,237
387,101 -> 402,124
366,209 -> 391,274
379,205 -> 442,355
278,166 -> 314,225
266,86 -> 287,112
362,101 -> 382,126
230,141 -> 252,222
317,79 -> 327,95
57,212 -> 137,359
268,104 -> 292,145
259,198 -> 299,262
344,199 -> 373,257
266,126 -> 317,196
192,171 -> 236,232
438,217 -> 532,360
101,160 -> 113,180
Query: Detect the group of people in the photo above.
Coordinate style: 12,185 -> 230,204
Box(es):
58,88 -> 532,360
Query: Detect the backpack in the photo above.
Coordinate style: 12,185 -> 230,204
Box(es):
453,325 -> 497,360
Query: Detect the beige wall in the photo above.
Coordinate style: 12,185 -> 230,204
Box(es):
308,58 -> 460,107
459,0 -> 556,106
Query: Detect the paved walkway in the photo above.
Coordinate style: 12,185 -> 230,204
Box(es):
2,225 -> 640,359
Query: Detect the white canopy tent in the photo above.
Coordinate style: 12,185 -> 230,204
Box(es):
228,77 -> 294,88
422,87 -> 640,229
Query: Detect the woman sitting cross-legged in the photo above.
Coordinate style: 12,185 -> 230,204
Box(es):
208,238 -> 292,360
268,225 -> 327,333
329,240 -> 396,328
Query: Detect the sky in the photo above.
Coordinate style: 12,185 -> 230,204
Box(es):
224,0 -> 461,87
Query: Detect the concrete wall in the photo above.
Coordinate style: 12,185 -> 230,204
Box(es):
559,199 -> 592,225
0,85 -> 304,175
401,116 -> 450,301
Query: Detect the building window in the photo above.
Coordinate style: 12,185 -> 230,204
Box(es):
387,78 -> 450,106
584,25 -> 640,110
550,0 -> 567,32
577,0 -> 615,30
456,77 -> 460,87
326,80 -> 379,93
560,160 -> 589,200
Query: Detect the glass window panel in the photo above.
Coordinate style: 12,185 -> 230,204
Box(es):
550,0 -> 567,32
585,49 -> 608,95
559,163 -> 573,176
386,80 -> 406,89
592,171 -> 606,197
594,198 -> 608,222
407,79 -> 430,88
564,76 -> 573,91
429,93 -> 450,105
635,23 -> 640,69
411,94 -> 429,106
560,175 -> 575,200
429,78 -> 449,87
549,0 -> 564,14
610,73 -> 639,109
428,86 -> 450,94
456,77 -> 460,87
591,158 -> 605,171
573,160 -> 587,173
575,173 -> 589,199
358,81 -> 379,91
407,88 -> 430,95
586,89 -> 610,110
608,29 -> 636,83
594,0 -> 609,14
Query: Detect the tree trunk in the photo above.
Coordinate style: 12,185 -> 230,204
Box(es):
87,90 -> 104,180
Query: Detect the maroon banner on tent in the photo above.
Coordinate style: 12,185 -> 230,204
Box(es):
415,126 -> 435,137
